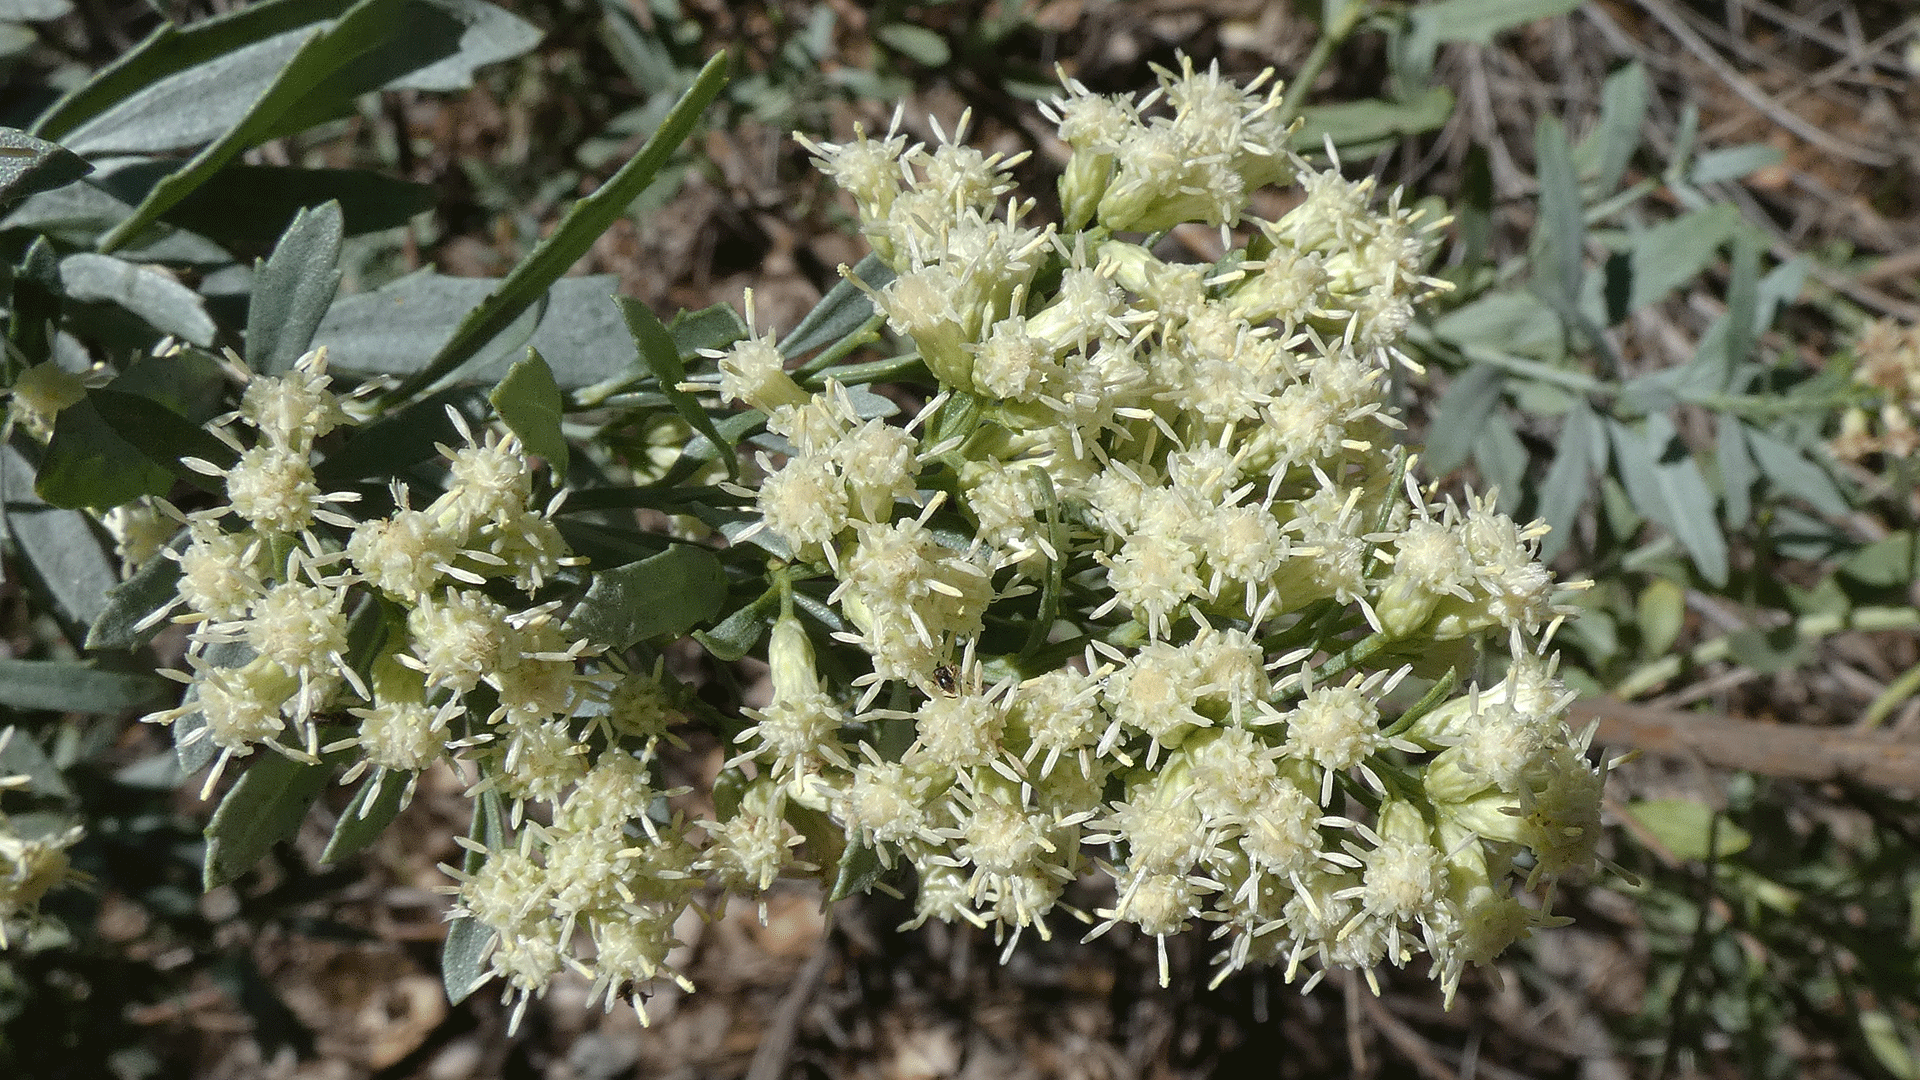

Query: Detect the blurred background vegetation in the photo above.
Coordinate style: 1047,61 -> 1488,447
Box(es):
6,0 -> 1920,1077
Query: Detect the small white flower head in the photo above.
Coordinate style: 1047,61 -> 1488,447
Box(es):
797,118 -> 910,224
6,362 -> 88,439
1276,681 -> 1383,799
185,654 -> 299,757
350,696 -> 450,775
1008,667 -> 1105,776
1181,727 -> 1279,823
348,507 -> 460,602
1102,530 -> 1203,640
437,424 -> 535,531
0,809 -> 84,946
833,418 -> 919,523
908,690 -> 1007,771
405,589 -> 513,694
239,348 -> 351,450
602,663 -> 682,744
954,779 -> 1057,879
843,756 -> 934,849
1238,779 -> 1322,878
757,453 -> 848,558
699,781 -> 801,896
174,522 -> 268,622
489,716 -> 591,808
588,906 -> 691,1021
482,509 -> 579,593
102,498 -> 176,575
969,315 -> 1061,402
1099,774 -> 1210,877
712,319 -> 808,415
222,443 -> 325,534
1103,639 -> 1209,753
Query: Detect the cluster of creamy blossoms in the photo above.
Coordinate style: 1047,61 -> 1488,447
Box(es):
1830,317 -> 1920,462
134,348 -> 738,1028
0,728 -> 84,949
707,58 -> 1606,998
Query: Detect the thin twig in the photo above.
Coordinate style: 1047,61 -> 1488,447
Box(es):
1629,0 -> 1893,166
1579,697 -> 1920,789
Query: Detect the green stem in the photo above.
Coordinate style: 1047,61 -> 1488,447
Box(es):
1309,630 -> 1392,686
1611,606 -> 1920,700
1276,0 -> 1371,129
794,312 -> 887,380
801,350 -> 926,391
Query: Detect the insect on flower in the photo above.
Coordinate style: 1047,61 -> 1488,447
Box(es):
931,664 -> 960,695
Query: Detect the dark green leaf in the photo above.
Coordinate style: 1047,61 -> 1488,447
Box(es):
620,295 -> 736,479
1744,425 -> 1849,518
59,252 -> 216,345
1,181 -> 228,263
319,771 -> 408,864
1620,204 -> 1740,314
1625,798 -> 1751,860
0,127 -> 90,213
382,0 -> 540,93
1838,533 -> 1914,590
692,589 -> 777,662
37,391 -> 225,509
98,163 -> 431,251
1636,577 -> 1686,657
562,544 -> 727,651
86,526 -> 187,651
1725,625 -> 1808,675
441,916 -> 494,1005
1424,364 -> 1504,474
1471,416 -> 1527,508
1,443 -> 121,630
1690,144 -> 1783,185
1429,291 -> 1564,361
385,51 -> 728,399
1,0 -> 74,19
490,348 -> 569,482
203,745 -> 339,888
248,201 -> 343,373
313,270 -> 528,377
0,657 -> 170,713
313,384 -> 490,486
828,840 -> 885,903
59,29 -> 313,156
785,251 -> 893,362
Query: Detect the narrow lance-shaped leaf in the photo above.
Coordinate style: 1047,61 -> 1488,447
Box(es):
384,50 -> 729,400
0,657 -> 171,714
1718,417 -> 1757,529
1608,414 -> 1729,585
203,742 -> 345,888
1,443 -> 121,633
0,127 -> 90,212
98,0 -> 416,253
1537,401 -> 1597,563
618,295 -> 737,480
1531,116 -> 1584,310
787,251 -> 895,370
1744,424 -> 1850,519
247,200 -> 343,373
1424,364 -> 1504,475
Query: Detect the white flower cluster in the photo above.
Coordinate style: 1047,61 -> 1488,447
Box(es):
708,58 -> 1605,997
1831,316 -> 1920,461
0,728 -> 84,948
138,349 -> 726,1028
